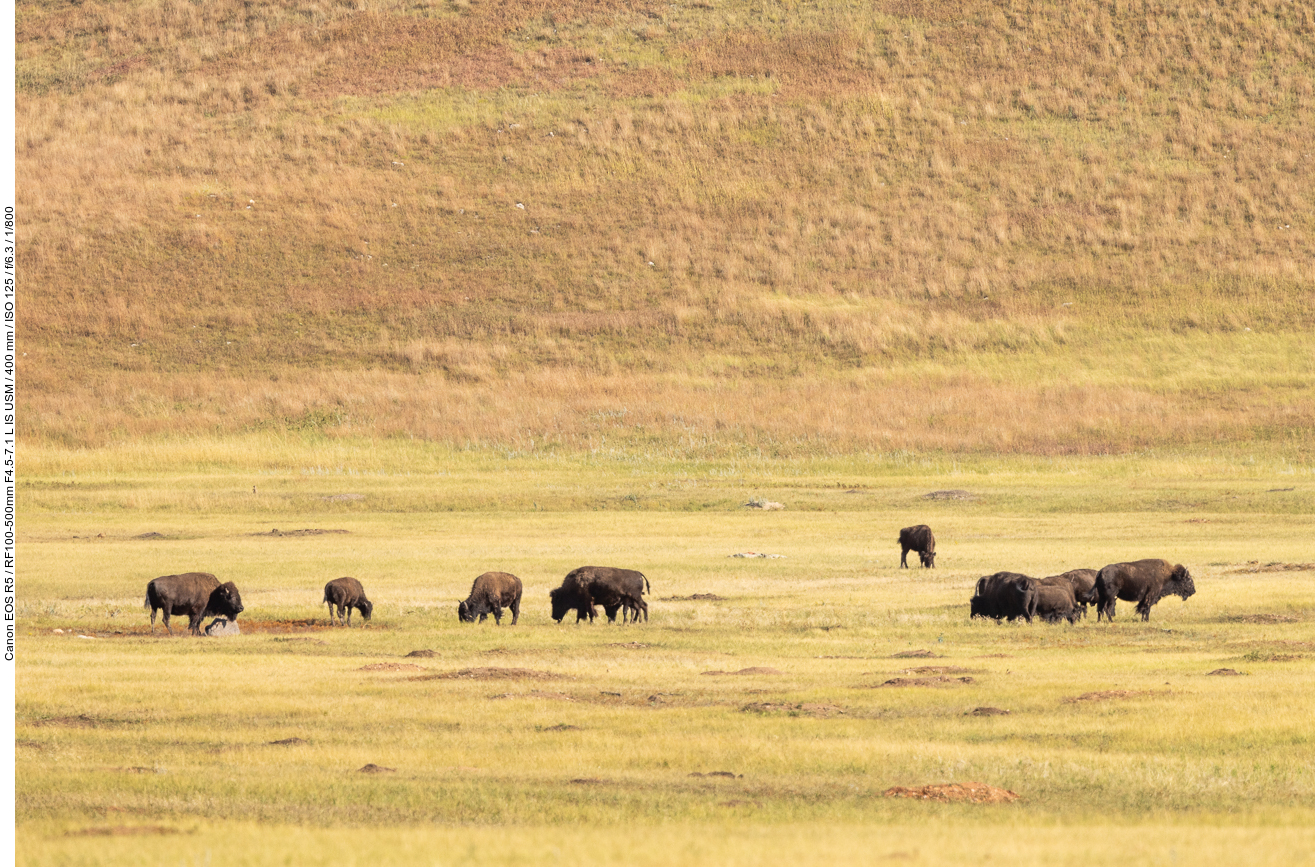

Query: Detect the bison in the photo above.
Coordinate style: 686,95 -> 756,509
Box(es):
323,577 -> 373,626
1095,559 -> 1195,622
898,525 -> 936,568
458,571 -> 523,625
970,572 -> 1038,623
1034,580 -> 1079,624
550,566 -> 650,624
1040,569 -> 1099,620
145,572 -> 244,636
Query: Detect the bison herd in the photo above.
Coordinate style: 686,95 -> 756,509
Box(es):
142,526 -> 1196,635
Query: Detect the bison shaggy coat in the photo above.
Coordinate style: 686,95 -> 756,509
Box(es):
145,572 -> 245,636
458,572 -> 523,625
898,525 -> 936,568
324,577 -> 374,626
1034,581 -> 1079,624
970,572 -> 1038,623
1095,559 -> 1195,622
550,566 -> 650,624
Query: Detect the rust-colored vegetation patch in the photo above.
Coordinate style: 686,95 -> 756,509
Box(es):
742,702 -> 846,718
66,825 -> 182,837
702,667 -> 784,676
1064,689 -> 1169,703
884,782 -> 1020,804
359,662 -> 424,672
417,667 -> 568,681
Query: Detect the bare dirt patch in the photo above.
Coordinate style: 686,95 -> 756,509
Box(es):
966,707 -> 1011,716
663,593 -> 726,601
742,702 -> 846,718
536,723 -> 580,731
417,667 -> 567,681
359,663 -> 424,672
898,666 -> 976,675
405,649 -> 438,658
884,782 -> 1020,804
1220,613 -> 1301,624
1064,689 -> 1169,703
923,490 -> 977,501
133,532 -> 168,540
66,825 -> 182,837
1207,669 -> 1245,676
702,667 -> 784,676
358,763 -> 395,774
609,642 -> 649,649
874,676 -> 975,688
1229,562 -> 1315,574
252,528 -> 350,538
269,737 -> 308,745
891,649 -> 940,659
242,620 -> 333,635
690,770 -> 742,778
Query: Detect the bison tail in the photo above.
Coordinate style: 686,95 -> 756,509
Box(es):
643,574 -> 651,595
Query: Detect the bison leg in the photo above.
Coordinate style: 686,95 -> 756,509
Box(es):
900,547 -> 909,568
510,600 -> 520,626
491,603 -> 503,625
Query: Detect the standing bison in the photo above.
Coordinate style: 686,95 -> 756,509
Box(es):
323,577 -> 373,626
145,572 -> 245,636
1034,580 -> 1079,624
458,571 -> 523,625
970,572 -> 1038,623
550,566 -> 650,624
1095,559 -> 1195,622
1040,569 -> 1099,620
898,525 -> 936,568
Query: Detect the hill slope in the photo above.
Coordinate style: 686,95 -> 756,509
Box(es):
16,0 -> 1315,454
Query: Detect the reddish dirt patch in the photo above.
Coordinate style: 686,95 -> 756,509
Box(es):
884,782 -> 1020,804
702,667 -> 784,676
359,663 -> 424,672
66,825 -> 181,837
1064,689 -> 1168,703
417,667 -> 567,681
877,676 -> 975,688
742,702 -> 846,718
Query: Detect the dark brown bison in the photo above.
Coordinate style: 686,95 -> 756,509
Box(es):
550,566 -> 650,624
1034,580 -> 1079,624
898,525 -> 936,568
323,577 -> 373,626
1095,559 -> 1195,622
145,572 -> 244,636
1040,569 -> 1099,620
458,571 -> 523,625
970,572 -> 1038,623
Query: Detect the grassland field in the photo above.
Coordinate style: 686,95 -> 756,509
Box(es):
14,442 -> 1315,865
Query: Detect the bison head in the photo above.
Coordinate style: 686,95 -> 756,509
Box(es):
458,600 -> 476,623
357,599 -> 374,621
208,582 -> 244,620
1169,565 -> 1196,601
919,550 -> 936,568
549,588 -> 570,623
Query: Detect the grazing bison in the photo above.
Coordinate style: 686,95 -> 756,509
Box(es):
323,577 -> 373,626
898,525 -> 936,568
458,571 -> 523,625
550,566 -> 650,624
1095,559 -> 1195,622
145,572 -> 244,636
1034,580 -> 1079,624
970,572 -> 1038,623
1040,569 -> 1099,620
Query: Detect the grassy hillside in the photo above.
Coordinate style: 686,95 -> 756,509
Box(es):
16,0 -> 1315,453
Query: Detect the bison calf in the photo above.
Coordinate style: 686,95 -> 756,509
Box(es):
324,577 -> 373,626
550,566 -> 650,624
1034,580 -> 1079,624
1040,569 -> 1099,620
146,572 -> 245,636
458,572 -> 523,625
1096,559 -> 1195,622
898,525 -> 936,568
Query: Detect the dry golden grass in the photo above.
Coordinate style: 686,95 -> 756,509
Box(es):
16,0 -> 1315,452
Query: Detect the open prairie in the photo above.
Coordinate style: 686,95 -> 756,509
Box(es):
14,443 -> 1315,864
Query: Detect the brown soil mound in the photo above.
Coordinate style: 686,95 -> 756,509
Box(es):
269,737 -> 308,745
891,649 -> 940,659
967,707 -> 1011,716
418,667 -> 566,681
877,676 -> 975,687
899,666 -> 975,675
742,702 -> 846,718
66,826 -> 181,837
1207,669 -> 1245,676
358,763 -> 395,773
359,663 -> 423,672
702,667 -> 784,676
1064,689 -> 1167,703
405,649 -> 437,658
885,782 -> 1019,803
